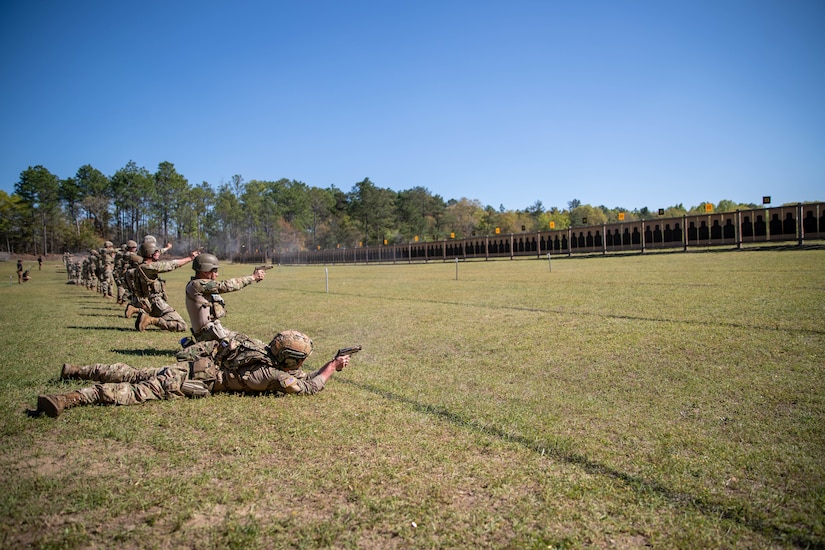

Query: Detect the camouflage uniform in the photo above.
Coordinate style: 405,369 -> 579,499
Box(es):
82,254 -> 97,289
113,241 -> 138,304
69,257 -> 82,285
97,249 -> 107,293
122,250 -> 144,313
99,241 -> 117,297
80,257 -> 88,286
113,246 -> 127,303
63,253 -> 71,281
131,259 -> 189,332
92,250 -> 103,293
63,362 -> 189,405
57,333 -> 329,407
185,275 -> 258,342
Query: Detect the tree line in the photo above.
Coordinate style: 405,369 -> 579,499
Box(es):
1,160 -> 760,258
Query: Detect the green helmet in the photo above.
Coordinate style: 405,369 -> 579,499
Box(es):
138,241 -> 158,258
192,253 -> 220,272
268,330 -> 314,370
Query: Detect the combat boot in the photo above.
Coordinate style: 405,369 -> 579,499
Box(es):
136,312 -> 160,332
37,391 -> 87,418
60,363 -> 81,379
124,304 -> 140,318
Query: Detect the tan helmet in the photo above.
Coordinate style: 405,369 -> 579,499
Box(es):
126,240 -> 138,250
143,235 -> 157,243
138,241 -> 159,258
192,253 -> 220,272
268,330 -> 313,370
104,240 -> 113,248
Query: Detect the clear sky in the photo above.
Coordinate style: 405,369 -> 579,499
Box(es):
1,0 -> 823,212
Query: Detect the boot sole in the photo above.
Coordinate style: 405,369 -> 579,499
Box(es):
37,395 -> 61,417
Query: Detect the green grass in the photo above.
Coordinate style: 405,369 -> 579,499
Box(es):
0,248 -> 823,548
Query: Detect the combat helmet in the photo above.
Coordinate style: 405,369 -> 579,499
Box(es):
268,330 -> 313,370
192,253 -> 220,273
138,241 -> 159,258
104,241 -> 114,248
126,240 -> 138,250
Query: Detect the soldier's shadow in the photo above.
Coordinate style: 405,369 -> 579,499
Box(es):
66,326 -> 136,332
112,348 -> 179,357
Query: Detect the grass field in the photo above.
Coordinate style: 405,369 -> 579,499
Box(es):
0,248 -> 823,549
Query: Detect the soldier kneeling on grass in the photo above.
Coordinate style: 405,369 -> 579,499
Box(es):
34,331 -> 358,417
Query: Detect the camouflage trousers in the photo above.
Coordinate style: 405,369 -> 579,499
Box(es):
146,296 -> 188,332
72,363 -> 190,406
114,276 -> 127,303
101,267 -> 115,297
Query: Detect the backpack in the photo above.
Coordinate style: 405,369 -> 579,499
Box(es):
214,334 -> 273,371
175,334 -> 273,372
176,340 -> 217,363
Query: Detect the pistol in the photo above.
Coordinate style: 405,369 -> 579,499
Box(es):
254,265 -> 275,271
334,345 -> 361,371
335,345 -> 362,358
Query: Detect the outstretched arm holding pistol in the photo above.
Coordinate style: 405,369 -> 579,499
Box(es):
252,265 -> 273,282
312,345 -> 362,383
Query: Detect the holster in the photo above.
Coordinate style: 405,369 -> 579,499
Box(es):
189,357 -> 218,384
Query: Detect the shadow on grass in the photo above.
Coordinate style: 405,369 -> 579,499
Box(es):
111,348 -> 179,357
76,313 -> 121,318
341,379 -> 824,549
66,326 -> 137,332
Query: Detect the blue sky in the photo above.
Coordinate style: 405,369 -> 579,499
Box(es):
1,0 -> 823,212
